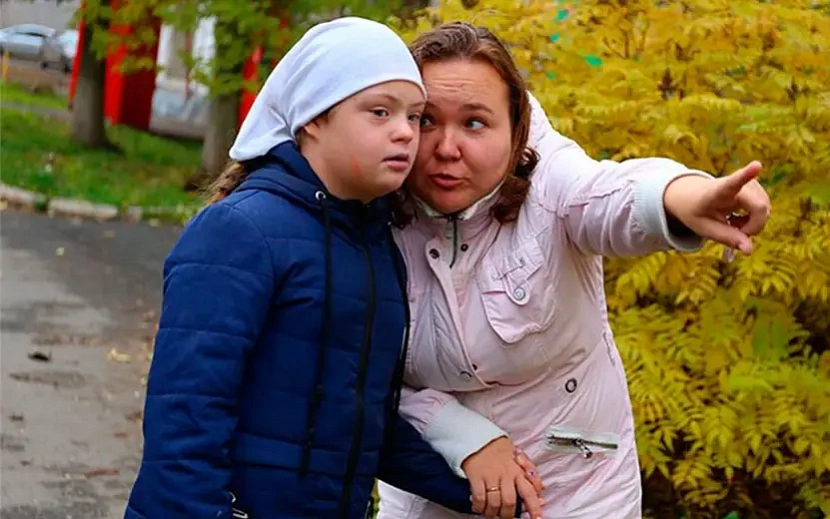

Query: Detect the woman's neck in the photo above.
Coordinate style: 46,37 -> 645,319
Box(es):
414,179 -> 505,221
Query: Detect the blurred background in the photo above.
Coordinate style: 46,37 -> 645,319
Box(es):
0,1 -> 828,518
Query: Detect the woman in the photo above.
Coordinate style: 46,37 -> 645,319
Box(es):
378,22 -> 770,519
125,17 -> 507,519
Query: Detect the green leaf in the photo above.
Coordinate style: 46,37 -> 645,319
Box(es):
584,55 -> 603,67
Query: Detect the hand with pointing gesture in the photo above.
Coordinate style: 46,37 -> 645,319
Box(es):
664,161 -> 771,256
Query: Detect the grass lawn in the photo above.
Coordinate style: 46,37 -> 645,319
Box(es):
0,82 -> 69,111
0,103 -> 203,212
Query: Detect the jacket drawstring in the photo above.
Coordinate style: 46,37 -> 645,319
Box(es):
300,190 -> 333,477
384,226 -> 411,447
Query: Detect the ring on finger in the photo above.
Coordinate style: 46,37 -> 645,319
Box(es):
486,486 -> 500,493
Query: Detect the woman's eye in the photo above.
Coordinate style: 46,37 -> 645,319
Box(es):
372,109 -> 390,117
467,119 -> 485,130
420,116 -> 434,128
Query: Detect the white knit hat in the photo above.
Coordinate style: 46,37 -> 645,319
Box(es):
229,17 -> 426,161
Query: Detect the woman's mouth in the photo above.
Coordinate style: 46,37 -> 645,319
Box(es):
429,173 -> 463,189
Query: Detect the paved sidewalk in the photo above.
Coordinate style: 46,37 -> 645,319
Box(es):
1,209 -> 181,518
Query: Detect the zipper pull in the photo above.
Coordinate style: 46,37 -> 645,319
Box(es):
574,438 -> 593,459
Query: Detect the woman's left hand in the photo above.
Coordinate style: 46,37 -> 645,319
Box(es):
663,160 -> 771,255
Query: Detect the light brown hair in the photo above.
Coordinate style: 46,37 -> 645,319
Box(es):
395,21 -> 539,225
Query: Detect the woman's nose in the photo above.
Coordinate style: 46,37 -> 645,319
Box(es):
435,129 -> 461,160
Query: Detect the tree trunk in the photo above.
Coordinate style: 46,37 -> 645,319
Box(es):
70,19 -> 109,148
199,91 -> 240,180
186,16 -> 243,190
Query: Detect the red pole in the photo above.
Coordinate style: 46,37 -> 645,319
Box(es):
103,0 -> 160,130
238,45 -> 262,128
237,15 -> 290,128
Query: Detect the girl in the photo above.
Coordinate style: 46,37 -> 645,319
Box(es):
124,17 -> 513,519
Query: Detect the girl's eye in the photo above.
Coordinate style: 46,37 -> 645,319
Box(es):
420,116 -> 434,128
467,119 -> 485,130
408,113 -> 422,124
372,109 -> 390,118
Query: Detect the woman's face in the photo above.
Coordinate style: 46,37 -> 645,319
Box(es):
408,59 -> 513,215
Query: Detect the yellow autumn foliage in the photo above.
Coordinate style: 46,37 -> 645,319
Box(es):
394,1 -> 830,517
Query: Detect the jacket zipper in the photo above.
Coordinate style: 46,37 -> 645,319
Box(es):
339,214 -> 377,518
449,216 -> 459,268
546,430 -> 619,459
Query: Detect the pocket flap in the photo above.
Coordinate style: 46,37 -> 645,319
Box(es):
481,238 -> 544,302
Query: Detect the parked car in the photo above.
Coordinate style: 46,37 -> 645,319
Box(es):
0,24 -> 77,73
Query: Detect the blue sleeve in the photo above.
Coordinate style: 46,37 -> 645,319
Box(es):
376,415 -> 522,517
125,201 -> 274,519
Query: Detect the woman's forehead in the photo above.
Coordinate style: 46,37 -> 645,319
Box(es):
422,61 -> 509,113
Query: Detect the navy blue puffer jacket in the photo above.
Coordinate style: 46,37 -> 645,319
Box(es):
124,142 -> 477,518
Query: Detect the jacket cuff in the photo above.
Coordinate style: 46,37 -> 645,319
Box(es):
633,169 -> 713,252
422,399 -> 507,478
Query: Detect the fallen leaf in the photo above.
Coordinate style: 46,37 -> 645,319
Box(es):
82,467 -> 120,478
107,348 -> 131,363
28,351 -> 52,362
9,413 -> 24,422
55,247 -> 65,257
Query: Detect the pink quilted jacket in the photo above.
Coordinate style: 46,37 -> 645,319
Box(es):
377,93 -> 711,518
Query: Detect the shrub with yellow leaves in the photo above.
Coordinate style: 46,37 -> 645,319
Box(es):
393,1 -> 830,517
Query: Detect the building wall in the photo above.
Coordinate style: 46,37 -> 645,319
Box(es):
156,17 -> 214,96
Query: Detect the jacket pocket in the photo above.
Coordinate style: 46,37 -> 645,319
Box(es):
477,236 -> 556,344
544,426 -> 620,459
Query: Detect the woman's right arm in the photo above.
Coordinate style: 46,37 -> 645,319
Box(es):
399,385 -> 544,519
399,385 -> 506,477
125,201 -> 274,519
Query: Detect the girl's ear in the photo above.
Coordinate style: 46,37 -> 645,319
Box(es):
301,110 -> 332,143
301,120 -> 322,142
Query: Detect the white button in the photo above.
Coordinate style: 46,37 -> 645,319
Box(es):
513,287 -> 526,300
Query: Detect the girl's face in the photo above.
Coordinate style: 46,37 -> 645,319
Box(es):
408,59 -> 513,215
303,81 -> 426,203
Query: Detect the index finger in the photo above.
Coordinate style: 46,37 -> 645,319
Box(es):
719,161 -> 762,198
515,451 -> 544,492
515,478 -> 544,519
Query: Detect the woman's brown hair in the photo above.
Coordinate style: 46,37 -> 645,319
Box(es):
397,21 -> 539,225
